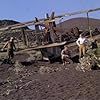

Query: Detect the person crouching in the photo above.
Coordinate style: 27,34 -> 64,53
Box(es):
61,45 -> 73,65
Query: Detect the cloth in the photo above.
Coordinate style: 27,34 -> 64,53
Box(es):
79,44 -> 86,57
7,49 -> 14,59
62,57 -> 73,64
8,41 -> 15,49
91,42 -> 98,49
61,49 -> 73,64
61,49 -> 70,59
76,37 -> 89,46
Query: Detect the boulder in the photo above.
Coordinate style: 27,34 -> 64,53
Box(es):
27,50 -> 43,61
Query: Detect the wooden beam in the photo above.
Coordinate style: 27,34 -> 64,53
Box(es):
35,17 -> 41,45
21,29 -> 27,46
87,12 -> 93,39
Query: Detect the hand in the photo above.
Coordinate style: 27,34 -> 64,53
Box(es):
77,43 -> 80,47
65,55 -> 69,57
1,48 -> 4,51
14,48 -> 17,52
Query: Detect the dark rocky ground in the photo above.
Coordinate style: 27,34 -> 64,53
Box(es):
0,53 -> 100,100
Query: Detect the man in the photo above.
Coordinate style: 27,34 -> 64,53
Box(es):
43,28 -> 52,44
61,45 -> 73,65
1,37 -> 16,60
76,34 -> 89,58
91,39 -> 98,49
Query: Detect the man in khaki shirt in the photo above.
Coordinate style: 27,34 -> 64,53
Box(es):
2,37 -> 16,60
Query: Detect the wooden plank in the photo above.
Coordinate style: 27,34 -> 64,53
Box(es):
33,34 -> 100,49
33,41 -> 67,49
16,34 -> 100,54
16,41 -> 66,54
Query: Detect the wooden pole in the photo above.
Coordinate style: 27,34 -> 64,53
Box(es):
35,17 -> 41,45
49,12 -> 59,42
21,29 -> 27,46
87,12 -> 93,39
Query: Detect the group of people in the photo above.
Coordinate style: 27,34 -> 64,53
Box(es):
1,33 -> 98,65
61,33 -> 98,65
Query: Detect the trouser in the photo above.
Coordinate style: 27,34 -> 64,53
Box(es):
79,44 -> 86,58
62,56 -> 73,64
7,49 -> 14,59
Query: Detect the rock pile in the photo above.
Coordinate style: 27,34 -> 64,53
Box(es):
76,48 -> 100,72
14,60 -> 24,74
27,50 -> 43,61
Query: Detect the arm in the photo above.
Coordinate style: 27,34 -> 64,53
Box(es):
61,50 -> 69,57
76,38 -> 80,46
68,50 -> 71,57
61,50 -> 64,56
2,42 -> 8,50
84,38 -> 90,46
13,42 -> 16,50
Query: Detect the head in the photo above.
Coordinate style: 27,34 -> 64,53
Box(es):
10,37 -> 14,42
79,34 -> 84,38
64,45 -> 68,50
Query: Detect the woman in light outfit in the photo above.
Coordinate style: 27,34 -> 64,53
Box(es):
76,34 -> 89,58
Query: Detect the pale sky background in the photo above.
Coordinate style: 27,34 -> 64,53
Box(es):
0,0 -> 100,22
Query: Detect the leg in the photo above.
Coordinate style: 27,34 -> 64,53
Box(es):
82,45 -> 86,56
7,49 -> 11,60
10,50 -> 14,59
62,58 -> 66,65
79,45 -> 83,58
65,57 -> 73,64
8,49 -> 14,64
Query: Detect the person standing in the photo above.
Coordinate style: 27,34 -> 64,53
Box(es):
91,39 -> 98,49
76,34 -> 89,58
1,37 -> 16,60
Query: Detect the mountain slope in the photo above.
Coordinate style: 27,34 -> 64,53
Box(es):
0,20 -> 19,28
0,20 -> 33,42
58,17 -> 100,31
0,20 -> 29,30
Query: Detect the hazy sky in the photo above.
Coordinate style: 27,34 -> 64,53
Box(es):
0,0 -> 100,22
